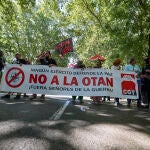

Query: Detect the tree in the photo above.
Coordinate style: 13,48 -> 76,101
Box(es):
0,0 -> 68,65
64,0 -> 150,66
1,0 -> 150,66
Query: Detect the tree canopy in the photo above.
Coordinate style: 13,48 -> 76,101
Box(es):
0,0 -> 150,67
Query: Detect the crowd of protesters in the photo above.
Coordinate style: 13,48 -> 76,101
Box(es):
0,50 -> 57,102
0,49 -> 150,108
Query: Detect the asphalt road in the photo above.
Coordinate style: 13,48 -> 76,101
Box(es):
0,93 -> 150,150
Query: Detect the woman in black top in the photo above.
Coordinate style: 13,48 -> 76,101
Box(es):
30,51 -> 57,101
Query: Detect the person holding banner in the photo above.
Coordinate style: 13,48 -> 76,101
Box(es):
1,53 -> 27,99
141,57 -> 150,108
124,58 -> 142,107
30,51 -> 57,101
0,50 -> 6,83
111,58 -> 122,106
90,60 -> 103,104
72,60 -> 85,104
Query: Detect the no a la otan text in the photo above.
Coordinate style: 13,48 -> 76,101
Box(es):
29,74 -> 113,87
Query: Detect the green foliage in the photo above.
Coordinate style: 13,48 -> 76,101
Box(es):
0,0 -> 150,67
65,0 -> 150,67
0,0 -> 64,64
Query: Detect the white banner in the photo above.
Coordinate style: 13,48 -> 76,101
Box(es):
1,64 -> 139,99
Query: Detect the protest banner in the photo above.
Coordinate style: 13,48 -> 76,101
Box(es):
1,64 -> 139,99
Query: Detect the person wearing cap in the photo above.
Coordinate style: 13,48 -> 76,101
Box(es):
141,57 -> 150,108
72,60 -> 85,104
124,58 -> 142,107
30,51 -> 57,101
111,58 -> 122,106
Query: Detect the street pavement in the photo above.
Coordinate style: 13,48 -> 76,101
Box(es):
0,93 -> 150,150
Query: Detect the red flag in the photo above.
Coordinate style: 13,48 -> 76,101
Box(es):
55,38 -> 73,56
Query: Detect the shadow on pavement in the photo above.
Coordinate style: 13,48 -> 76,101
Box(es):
0,96 -> 150,150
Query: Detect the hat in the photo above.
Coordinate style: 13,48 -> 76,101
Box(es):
113,58 -> 121,66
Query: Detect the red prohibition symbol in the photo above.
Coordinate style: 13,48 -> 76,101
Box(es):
5,67 -> 25,88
